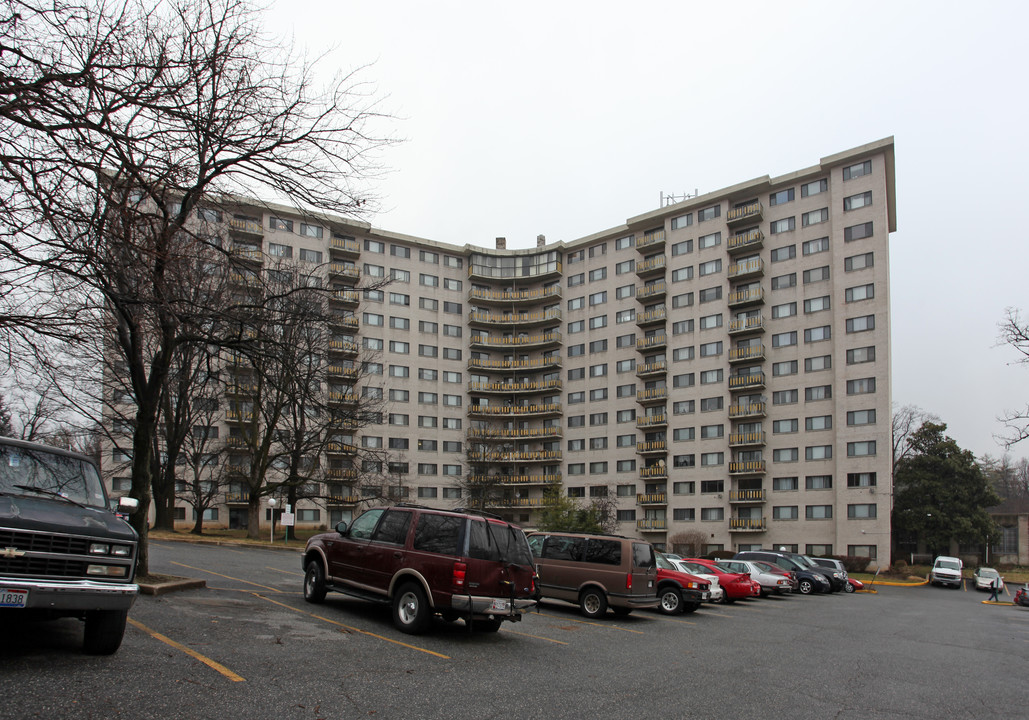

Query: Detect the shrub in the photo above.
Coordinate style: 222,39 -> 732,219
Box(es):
893,558 -> 908,570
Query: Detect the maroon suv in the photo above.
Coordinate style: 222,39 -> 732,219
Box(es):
302,504 -> 538,634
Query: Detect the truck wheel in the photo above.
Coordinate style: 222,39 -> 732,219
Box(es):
304,560 -> 327,603
393,583 -> 430,634
83,609 -> 128,655
579,587 -> 608,619
658,586 -> 682,615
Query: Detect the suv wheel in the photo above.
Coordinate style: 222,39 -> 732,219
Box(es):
658,586 -> 682,615
304,560 -> 327,604
83,609 -> 128,655
393,582 -> 430,634
798,578 -> 814,595
579,587 -> 608,619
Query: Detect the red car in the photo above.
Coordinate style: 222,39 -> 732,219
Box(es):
655,553 -> 711,615
681,558 -> 760,602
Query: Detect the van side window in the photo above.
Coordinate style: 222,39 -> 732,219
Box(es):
543,536 -> 585,561
348,508 -> 384,540
413,514 -> 463,555
371,509 -> 412,545
632,542 -> 656,569
583,539 -> 621,565
527,534 -> 545,557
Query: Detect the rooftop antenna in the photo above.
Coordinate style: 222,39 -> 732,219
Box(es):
660,189 -> 700,207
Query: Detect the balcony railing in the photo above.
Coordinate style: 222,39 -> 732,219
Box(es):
325,442 -> 358,454
729,460 -> 767,475
640,465 -> 669,480
329,236 -> 360,255
636,282 -> 667,301
729,431 -> 766,447
468,308 -> 562,326
728,287 -> 765,307
228,216 -> 262,235
636,440 -> 667,454
727,228 -> 764,254
467,402 -> 562,417
636,334 -> 668,351
637,493 -> 667,505
328,339 -> 359,355
470,330 -> 562,349
636,308 -> 667,326
729,489 -> 766,503
466,474 -> 561,485
230,246 -> 263,262
729,315 -> 765,335
729,517 -> 767,532
468,286 -> 561,304
729,402 -> 766,419
326,495 -> 361,504
728,258 -> 764,280
637,519 -> 667,531
636,414 -> 667,429
330,288 -> 360,304
467,427 -> 562,440
326,468 -> 358,479
729,345 -> 765,363
328,262 -> 360,281
728,373 -> 766,391
636,255 -> 667,276
468,356 -> 561,372
636,361 -> 667,378
468,379 -> 562,394
727,201 -> 763,225
636,387 -> 668,404
637,231 -> 666,251
328,315 -> 360,332
467,450 -> 562,462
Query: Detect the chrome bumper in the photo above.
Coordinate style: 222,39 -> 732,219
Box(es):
0,577 -> 138,612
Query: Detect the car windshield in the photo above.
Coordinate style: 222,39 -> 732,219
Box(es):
0,443 -> 108,508
936,560 -> 961,570
978,568 -> 999,578
656,553 -> 675,570
712,562 -> 735,574
799,555 -> 819,567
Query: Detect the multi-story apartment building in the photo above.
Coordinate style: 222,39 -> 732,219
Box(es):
105,137 -> 896,565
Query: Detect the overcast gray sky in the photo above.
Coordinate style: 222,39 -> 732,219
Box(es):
267,0 -> 1029,461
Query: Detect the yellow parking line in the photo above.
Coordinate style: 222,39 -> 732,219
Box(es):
536,611 -> 645,634
171,561 -> 283,593
503,629 -> 570,645
266,566 -> 303,577
128,618 -> 245,682
253,593 -> 451,660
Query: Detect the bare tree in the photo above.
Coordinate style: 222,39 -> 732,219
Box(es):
0,0 -> 390,572
892,403 -> 939,471
669,530 -> 707,557
998,307 -> 1029,447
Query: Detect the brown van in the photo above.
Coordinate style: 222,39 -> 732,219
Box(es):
526,532 -> 658,618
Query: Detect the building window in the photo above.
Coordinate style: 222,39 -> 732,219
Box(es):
805,415 -> 832,431
804,326 -> 831,343
845,222 -> 874,242
699,314 -> 722,330
772,331 -> 797,348
671,214 -> 693,230
772,389 -> 798,405
773,476 -> 799,491
845,252 -> 874,272
845,283 -> 875,303
805,445 -> 832,460
673,481 -> 695,494
589,268 -> 607,282
673,427 -> 695,442
673,346 -> 694,362
390,244 -> 410,258
806,505 -> 833,520
701,507 -> 724,521
847,346 -> 876,364
615,236 -> 634,251
847,409 -> 876,426
773,506 -> 799,520
847,377 -> 876,395
774,448 -> 799,463
802,237 -> 829,256
847,504 -> 877,519
773,419 -> 798,434
805,474 -> 832,490
843,160 -> 872,180
698,205 -> 720,222
848,545 -> 877,560
844,192 -> 873,212
698,259 -> 722,276
700,452 -> 723,467
802,178 -> 828,197
846,315 -> 875,333
770,218 -> 795,235
804,385 -> 831,402
802,208 -> 828,227
770,188 -> 794,206
847,441 -> 877,457
847,472 -> 877,488
771,273 -> 796,290
673,373 -> 695,388
699,232 -> 721,249
700,369 -> 723,384
589,315 -> 607,329
699,286 -> 722,304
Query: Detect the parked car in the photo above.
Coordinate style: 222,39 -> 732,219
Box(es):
972,567 -> 1004,592
526,531 -> 658,618
0,437 -> 140,654
680,558 -> 759,602
733,550 -> 832,595
654,553 -> 710,614
669,559 -> 724,603
720,559 -> 794,596
847,578 -> 865,592
302,504 -> 538,634
810,557 -> 849,581
752,560 -> 799,592
929,556 -> 963,588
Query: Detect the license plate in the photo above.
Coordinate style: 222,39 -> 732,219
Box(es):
490,598 -> 509,612
0,589 -> 27,608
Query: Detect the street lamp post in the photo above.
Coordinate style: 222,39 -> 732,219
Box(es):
268,498 -> 277,543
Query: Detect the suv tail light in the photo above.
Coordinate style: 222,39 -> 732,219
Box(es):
452,561 -> 467,588
625,572 -> 632,591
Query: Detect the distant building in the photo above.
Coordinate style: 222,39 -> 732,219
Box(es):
104,137 -> 896,567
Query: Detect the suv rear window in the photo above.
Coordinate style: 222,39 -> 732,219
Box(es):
469,520 -> 533,565
413,513 -> 463,555
633,542 -> 656,569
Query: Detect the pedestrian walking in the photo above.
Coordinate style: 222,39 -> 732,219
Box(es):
988,575 -> 1002,602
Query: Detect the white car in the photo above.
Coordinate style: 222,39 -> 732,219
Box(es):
670,558 -> 724,602
721,559 -> 794,596
929,556 -> 963,588
972,567 -> 1004,592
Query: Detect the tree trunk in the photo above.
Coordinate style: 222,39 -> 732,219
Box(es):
129,417 -> 156,576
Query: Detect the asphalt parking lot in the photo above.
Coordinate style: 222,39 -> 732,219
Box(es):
2,540 -> 1027,720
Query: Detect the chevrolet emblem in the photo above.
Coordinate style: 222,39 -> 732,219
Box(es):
1,547 -> 26,559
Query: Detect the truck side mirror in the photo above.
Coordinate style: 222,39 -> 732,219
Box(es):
335,520 -> 348,535
117,496 -> 140,514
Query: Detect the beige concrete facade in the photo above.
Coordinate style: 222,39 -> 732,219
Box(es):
104,138 -> 896,567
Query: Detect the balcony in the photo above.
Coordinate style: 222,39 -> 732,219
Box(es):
225,492 -> 251,503
637,519 -> 667,531
729,431 -> 766,448
328,262 -> 360,281
729,402 -> 766,419
635,255 -> 667,278
637,230 -> 666,252
636,308 -> 667,327
226,409 -> 254,422
469,330 -> 562,350
328,314 -> 360,332
225,436 -> 251,448
228,215 -> 263,236
491,496 -> 560,509
467,450 -> 562,463
636,414 -> 667,430
729,345 -> 765,363
727,228 -> 764,255
467,402 -> 562,419
468,356 -> 561,372
224,381 -> 259,396
468,286 -> 562,305
640,465 -> 668,481
636,334 -> 668,352
468,378 -> 562,395
326,494 -> 361,505
636,387 -> 668,405
469,260 -> 563,282
327,339 -> 359,356
466,474 -> 561,486
729,373 -> 766,392
728,258 -> 764,281
325,442 -> 358,455
468,308 -> 561,328
326,467 -> 358,480
636,360 -> 667,378
636,282 -> 667,301
729,460 -> 767,476
328,390 -> 358,406
636,440 -> 667,455
230,245 -> 263,263
726,201 -> 763,226
329,236 -> 360,256
637,493 -> 667,505
467,426 -> 562,441
330,288 -> 360,305
729,489 -> 766,503
728,287 -> 765,308
729,315 -> 765,336
729,518 -> 767,532
326,364 -> 359,380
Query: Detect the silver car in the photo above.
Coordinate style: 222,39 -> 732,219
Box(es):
721,559 -> 793,597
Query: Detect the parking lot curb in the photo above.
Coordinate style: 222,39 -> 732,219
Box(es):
138,577 -> 207,596
149,534 -> 304,553
872,579 -> 929,587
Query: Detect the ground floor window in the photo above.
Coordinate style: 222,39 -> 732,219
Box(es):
847,544 -> 877,559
